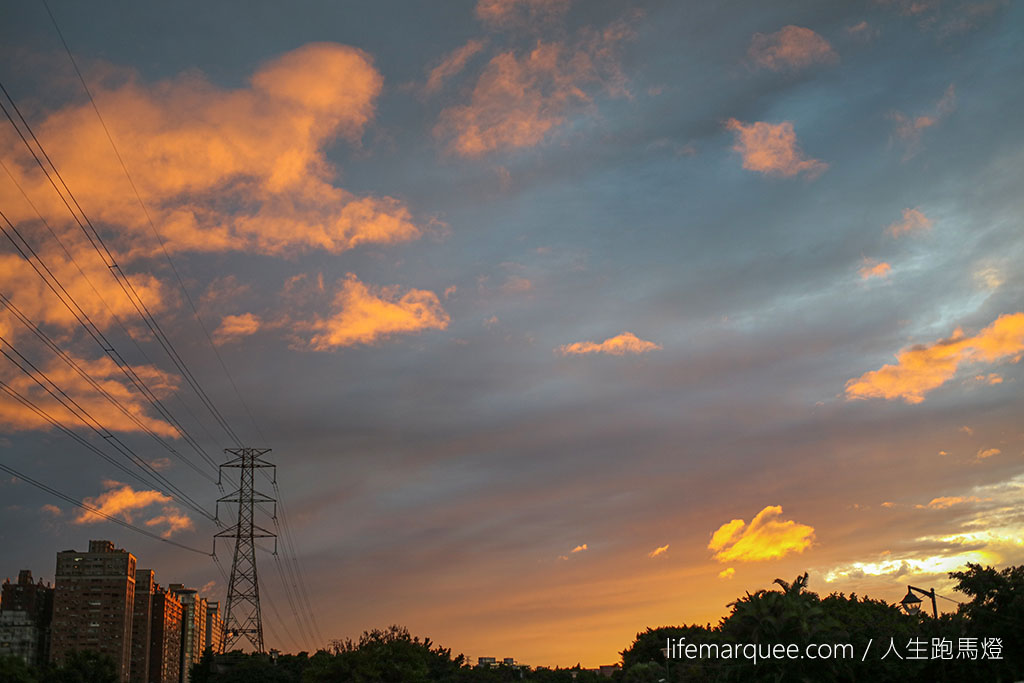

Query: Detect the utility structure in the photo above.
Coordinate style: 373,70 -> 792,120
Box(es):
215,447 -> 276,653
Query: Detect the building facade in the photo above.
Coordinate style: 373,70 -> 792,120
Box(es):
205,600 -> 223,654
0,569 -> 53,667
148,585 -> 183,683
51,540 -> 137,682
170,584 -> 207,683
129,569 -> 154,683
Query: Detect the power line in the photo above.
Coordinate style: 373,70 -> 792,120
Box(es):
256,503 -> 317,652
0,207 -> 220,472
0,82 -> 243,448
0,290 -> 218,484
40,0 -> 268,448
0,339 -> 215,521
0,156 -> 228,458
0,460 -> 210,555
272,484 -> 327,646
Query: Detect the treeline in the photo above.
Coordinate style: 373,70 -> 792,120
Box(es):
2,563 -> 1020,682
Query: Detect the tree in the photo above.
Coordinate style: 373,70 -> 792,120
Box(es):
0,656 -> 38,683
305,625 -> 465,683
48,650 -> 118,683
950,562 -> 1024,679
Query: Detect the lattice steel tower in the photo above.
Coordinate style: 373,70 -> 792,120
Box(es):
215,447 -> 276,653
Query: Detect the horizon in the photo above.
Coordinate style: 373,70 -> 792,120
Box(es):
1,0 -> 1022,670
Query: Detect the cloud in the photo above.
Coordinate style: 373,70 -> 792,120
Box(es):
916,496 -> 982,509
144,507 -> 195,538
846,21 -> 880,40
435,21 -> 633,156
212,313 -> 261,345
557,332 -> 661,356
973,266 -> 1003,290
960,425 -> 974,435
308,274 -> 450,350
975,373 -> 1002,385
41,503 -> 62,516
725,119 -> 828,179
475,0 -> 571,28
889,85 -> 956,157
708,505 -> 815,563
977,447 -> 1001,459
501,276 -> 534,293
718,567 -> 736,580
149,457 -> 173,471
0,43 -> 423,259
826,474 -> 1024,584
887,207 -> 932,237
859,259 -> 892,280
648,544 -> 669,558
0,353 -> 181,437
571,543 -> 588,553
748,26 -> 838,71
844,312 -> 1024,404
424,39 -> 488,94
0,247 -> 167,345
74,481 -> 192,537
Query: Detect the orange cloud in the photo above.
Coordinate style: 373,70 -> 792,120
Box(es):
975,373 -> 1003,384
557,332 -> 661,356
846,21 -> 879,40
0,246 -> 167,344
977,448 -> 1001,459
648,544 -> 669,558
725,119 -> 827,179
74,481 -> 192,537
859,259 -> 892,280
144,508 -> 195,538
571,544 -> 588,553
309,274 -> 449,350
887,208 -> 932,237
888,84 -> 956,156
0,352 -> 180,437
844,312 -> 1024,403
708,505 -> 815,563
425,39 -> 488,93
916,496 -> 982,509
748,25 -> 838,71
501,276 -> 534,293
0,43 -> 422,259
475,0 -> 571,28
718,567 -> 736,579
212,313 -> 261,345
435,23 -> 632,156
41,503 -> 62,516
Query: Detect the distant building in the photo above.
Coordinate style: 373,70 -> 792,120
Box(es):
477,656 -> 497,668
0,569 -> 53,667
205,601 -> 223,654
148,584 -> 182,683
170,584 -> 207,683
51,540 -> 137,682
129,569 -> 155,683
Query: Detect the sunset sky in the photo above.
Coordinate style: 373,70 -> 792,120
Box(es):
1,0 -> 1023,668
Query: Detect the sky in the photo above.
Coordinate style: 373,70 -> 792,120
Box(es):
0,0 -> 1022,668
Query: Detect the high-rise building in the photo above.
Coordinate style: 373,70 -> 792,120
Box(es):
0,569 -> 53,667
51,540 -> 137,682
129,569 -> 154,683
170,584 -> 207,683
205,601 -> 223,655
148,585 -> 182,683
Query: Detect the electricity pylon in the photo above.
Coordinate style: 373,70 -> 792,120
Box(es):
215,447 -> 276,653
